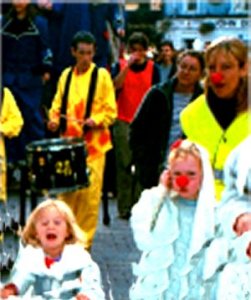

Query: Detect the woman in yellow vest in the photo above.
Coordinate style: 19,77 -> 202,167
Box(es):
180,37 -> 249,200
0,87 -> 23,202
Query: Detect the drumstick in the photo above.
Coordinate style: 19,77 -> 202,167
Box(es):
43,109 -> 83,124
60,114 -> 84,124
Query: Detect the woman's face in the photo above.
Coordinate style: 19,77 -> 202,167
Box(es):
207,49 -> 247,99
176,55 -> 203,88
170,154 -> 202,200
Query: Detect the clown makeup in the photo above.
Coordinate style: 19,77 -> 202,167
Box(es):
168,143 -> 203,200
206,48 -> 247,99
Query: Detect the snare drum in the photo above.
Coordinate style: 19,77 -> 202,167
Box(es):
26,137 -> 89,194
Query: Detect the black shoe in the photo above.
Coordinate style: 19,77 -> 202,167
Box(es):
118,212 -> 131,220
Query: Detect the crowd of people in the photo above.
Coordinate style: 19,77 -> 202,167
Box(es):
0,1 -> 250,299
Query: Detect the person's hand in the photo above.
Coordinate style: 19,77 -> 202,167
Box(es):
117,28 -> 125,38
233,213 -> 251,236
159,168 -> 172,190
0,284 -> 18,299
47,120 -> 59,132
246,241 -> 251,258
37,0 -> 52,10
127,54 -> 138,67
0,287 -> 10,299
84,118 -> 96,129
75,293 -> 90,300
42,72 -> 51,84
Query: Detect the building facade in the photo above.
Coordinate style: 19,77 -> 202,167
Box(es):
161,0 -> 249,50
126,0 -> 249,50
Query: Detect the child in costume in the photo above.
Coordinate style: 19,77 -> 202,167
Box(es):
130,139 -> 216,300
203,135 -> 251,299
0,87 -> 23,202
0,199 -> 105,300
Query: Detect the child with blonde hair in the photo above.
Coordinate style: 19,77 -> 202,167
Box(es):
130,139 -> 216,300
0,199 -> 105,300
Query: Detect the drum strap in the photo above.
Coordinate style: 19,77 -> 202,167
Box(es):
0,88 -> 4,114
59,66 -> 98,134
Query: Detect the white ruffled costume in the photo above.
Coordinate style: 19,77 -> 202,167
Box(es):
6,243 -> 105,299
130,142 -> 216,300
204,135 -> 251,299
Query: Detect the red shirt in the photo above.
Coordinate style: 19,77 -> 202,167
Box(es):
117,60 -> 154,123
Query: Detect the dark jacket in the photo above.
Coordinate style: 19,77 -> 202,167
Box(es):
2,14 -> 52,91
129,77 -> 203,189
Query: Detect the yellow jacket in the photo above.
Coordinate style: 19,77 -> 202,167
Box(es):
180,94 -> 251,200
0,88 -> 23,201
49,63 -> 117,160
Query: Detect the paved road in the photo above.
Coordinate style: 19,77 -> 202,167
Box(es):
92,198 -> 140,300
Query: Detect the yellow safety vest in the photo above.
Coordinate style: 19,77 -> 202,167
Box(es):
180,94 -> 251,200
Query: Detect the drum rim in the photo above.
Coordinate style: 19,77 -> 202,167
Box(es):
26,137 -> 85,151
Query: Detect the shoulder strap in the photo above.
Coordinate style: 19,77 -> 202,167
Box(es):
84,66 -> 98,120
60,68 -> 73,133
59,66 -> 98,134
0,88 -> 4,114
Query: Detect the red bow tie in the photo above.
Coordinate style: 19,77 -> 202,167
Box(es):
45,256 -> 61,268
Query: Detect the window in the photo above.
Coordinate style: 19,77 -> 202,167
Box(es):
233,0 -> 249,12
187,0 -> 197,11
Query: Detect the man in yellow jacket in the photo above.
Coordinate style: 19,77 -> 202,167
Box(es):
0,87 -> 23,202
48,31 -> 117,249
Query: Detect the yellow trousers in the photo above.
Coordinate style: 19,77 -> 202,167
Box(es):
0,137 -> 7,202
59,154 -> 105,248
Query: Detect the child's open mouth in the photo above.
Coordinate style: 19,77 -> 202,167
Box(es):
46,233 -> 57,240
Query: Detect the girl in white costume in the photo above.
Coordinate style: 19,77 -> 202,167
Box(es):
0,199 -> 105,300
130,139 -> 216,300
205,135 -> 251,300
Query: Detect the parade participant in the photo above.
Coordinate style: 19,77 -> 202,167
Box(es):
155,39 -> 177,82
129,50 -> 204,192
2,0 -> 52,165
37,0 -> 125,72
200,136 -> 251,299
0,87 -> 23,202
180,36 -> 249,200
48,31 -> 117,250
113,31 -> 160,219
37,0 -> 125,117
130,139 -> 216,299
0,199 -> 105,299
217,135 -> 251,236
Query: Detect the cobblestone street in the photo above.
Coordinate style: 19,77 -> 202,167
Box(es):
92,198 -> 140,300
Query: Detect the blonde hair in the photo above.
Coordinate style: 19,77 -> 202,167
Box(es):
204,36 -> 248,112
168,139 -> 202,169
21,199 -> 86,248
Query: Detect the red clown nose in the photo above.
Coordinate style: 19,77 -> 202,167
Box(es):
210,72 -> 223,84
175,175 -> 189,188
